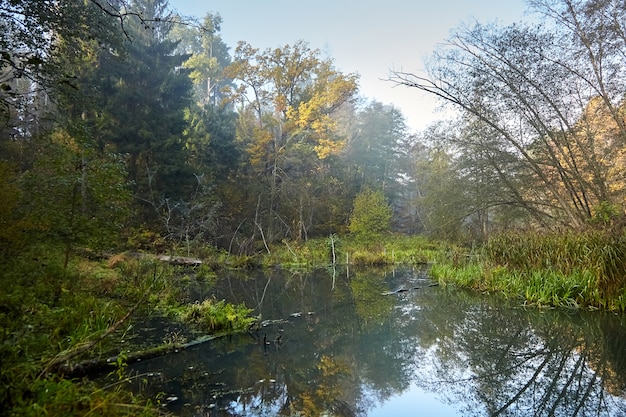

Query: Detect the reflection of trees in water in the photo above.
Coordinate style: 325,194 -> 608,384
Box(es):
413,289 -> 626,416
123,268 -> 626,417
214,267 -> 420,416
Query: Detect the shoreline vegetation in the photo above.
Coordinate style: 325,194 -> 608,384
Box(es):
2,232 -> 626,416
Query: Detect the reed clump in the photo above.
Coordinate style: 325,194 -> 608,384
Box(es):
433,230 -> 626,311
179,299 -> 256,333
484,230 -> 626,297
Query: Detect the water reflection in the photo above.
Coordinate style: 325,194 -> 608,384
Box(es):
118,267 -> 626,416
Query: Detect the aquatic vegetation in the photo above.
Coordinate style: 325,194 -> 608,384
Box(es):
179,299 -> 256,332
6,375 -> 161,417
433,231 -> 626,311
0,246 -> 258,416
0,250 -> 171,416
484,230 -> 626,297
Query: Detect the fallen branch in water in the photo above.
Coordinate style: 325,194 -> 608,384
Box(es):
382,283 -> 439,295
53,332 -> 231,378
52,309 -> 312,378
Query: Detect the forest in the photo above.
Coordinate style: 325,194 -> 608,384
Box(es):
2,0 -> 626,415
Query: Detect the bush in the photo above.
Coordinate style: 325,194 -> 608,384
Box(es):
348,189 -> 392,242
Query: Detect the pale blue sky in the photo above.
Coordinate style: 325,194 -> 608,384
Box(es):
168,0 -> 529,131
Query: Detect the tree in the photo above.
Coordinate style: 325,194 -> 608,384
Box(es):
391,2 -> 626,231
19,129 -> 130,269
170,12 -> 232,105
91,0 -> 195,208
0,0 -> 118,125
342,101 -> 414,231
348,188 -> 393,242
223,41 -> 359,245
415,145 -> 468,241
0,0 -> 194,130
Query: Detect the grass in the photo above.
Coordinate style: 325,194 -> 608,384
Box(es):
432,230 -> 626,312
257,234 -> 441,269
0,250 -> 167,416
0,245 -> 257,416
6,228 -> 624,415
178,299 -> 256,333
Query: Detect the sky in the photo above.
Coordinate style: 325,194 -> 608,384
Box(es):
168,0 -> 530,132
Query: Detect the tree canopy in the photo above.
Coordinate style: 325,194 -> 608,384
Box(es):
3,0 -> 626,257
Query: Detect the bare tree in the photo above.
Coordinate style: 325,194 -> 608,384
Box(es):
391,2 -> 626,230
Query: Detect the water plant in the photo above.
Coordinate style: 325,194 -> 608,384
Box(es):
179,299 -> 256,333
434,230 -> 626,311
256,234 -> 440,268
484,230 -> 626,298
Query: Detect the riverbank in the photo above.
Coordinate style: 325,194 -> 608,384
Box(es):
0,248 -> 254,416
250,232 -> 626,312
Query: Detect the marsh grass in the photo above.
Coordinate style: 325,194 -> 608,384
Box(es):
0,249 -> 173,416
7,375 -> 160,417
261,234 -> 439,268
0,248 -> 254,416
434,230 -> 626,311
485,231 -> 626,297
178,299 -> 256,332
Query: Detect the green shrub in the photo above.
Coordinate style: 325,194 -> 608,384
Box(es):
348,188 -> 392,242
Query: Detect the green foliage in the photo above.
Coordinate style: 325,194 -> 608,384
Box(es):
179,299 -> 255,333
433,230 -> 626,311
590,201 -> 622,226
183,104 -> 239,181
484,231 -> 626,296
0,247 -> 170,416
257,235 -> 438,268
414,145 -> 468,241
7,375 -> 160,417
431,262 -> 486,289
125,228 -> 167,253
81,0 -> 196,207
0,0 -> 123,122
17,130 -> 131,267
348,188 -> 393,242
0,162 -> 29,255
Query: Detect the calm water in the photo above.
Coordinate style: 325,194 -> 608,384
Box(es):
116,266 -> 626,416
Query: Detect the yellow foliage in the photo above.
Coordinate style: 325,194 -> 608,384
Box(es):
286,74 -> 356,159
247,127 -> 274,169
540,96 -> 626,218
314,138 -> 344,159
50,129 -> 81,153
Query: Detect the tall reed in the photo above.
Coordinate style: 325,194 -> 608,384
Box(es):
483,230 -> 626,297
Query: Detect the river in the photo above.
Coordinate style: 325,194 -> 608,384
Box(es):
112,266 -> 626,416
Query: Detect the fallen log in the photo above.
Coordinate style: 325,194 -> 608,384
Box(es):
40,294 -> 145,378
157,255 -> 203,266
381,282 -> 439,295
55,332 -> 230,378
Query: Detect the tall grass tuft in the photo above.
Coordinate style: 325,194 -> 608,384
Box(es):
179,299 -> 256,333
483,230 -> 626,298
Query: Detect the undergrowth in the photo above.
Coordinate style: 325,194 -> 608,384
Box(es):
0,247 -> 254,416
